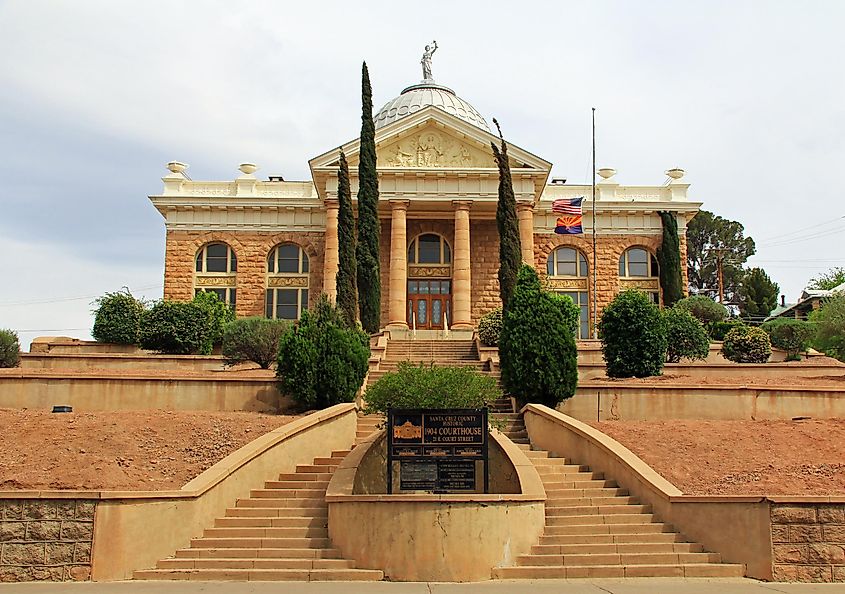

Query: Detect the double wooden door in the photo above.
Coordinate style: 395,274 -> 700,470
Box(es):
407,279 -> 451,330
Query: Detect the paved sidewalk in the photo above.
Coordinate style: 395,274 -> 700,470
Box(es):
0,580 -> 843,593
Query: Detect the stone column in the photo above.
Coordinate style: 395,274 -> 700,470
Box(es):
386,200 -> 410,330
322,199 -> 339,303
452,201 -> 473,330
517,201 -> 535,266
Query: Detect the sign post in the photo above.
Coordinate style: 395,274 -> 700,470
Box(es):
386,408 -> 488,494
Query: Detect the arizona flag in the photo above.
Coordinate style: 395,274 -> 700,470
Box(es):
553,197 -> 584,234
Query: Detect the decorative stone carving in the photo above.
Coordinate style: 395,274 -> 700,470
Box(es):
380,128 -> 494,168
619,278 -> 659,290
547,278 -> 588,290
408,266 -> 451,278
267,276 -> 309,288
195,275 -> 236,287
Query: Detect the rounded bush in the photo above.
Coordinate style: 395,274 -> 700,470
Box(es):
599,290 -> 667,378
663,307 -> 710,363
500,265 -> 578,407
0,329 -> 21,368
477,308 -> 502,347
810,295 -> 845,362
276,295 -> 370,409
721,325 -> 772,363
92,289 -> 145,345
139,300 -> 212,355
762,318 -> 814,361
364,363 -> 500,415
222,317 -> 291,369
675,295 -> 728,325
708,318 -> 746,341
548,292 -> 580,335
193,291 -> 235,350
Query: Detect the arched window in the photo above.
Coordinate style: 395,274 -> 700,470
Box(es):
194,242 -> 237,307
546,247 -> 590,339
266,243 -> 309,320
408,234 -> 451,265
619,247 -> 660,304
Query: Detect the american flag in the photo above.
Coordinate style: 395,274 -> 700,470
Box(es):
552,197 -> 584,215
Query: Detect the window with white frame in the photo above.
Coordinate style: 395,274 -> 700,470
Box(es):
266,243 -> 309,320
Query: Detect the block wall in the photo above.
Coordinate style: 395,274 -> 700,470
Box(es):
771,503 -> 845,582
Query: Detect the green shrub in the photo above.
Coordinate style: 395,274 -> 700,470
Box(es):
363,363 -> 500,415
477,308 -> 502,346
810,294 -> 845,362
276,295 -> 370,409
499,265 -> 578,407
0,329 -> 21,368
599,290 -> 667,378
762,318 -> 815,361
222,317 -> 291,369
674,295 -> 728,325
708,318 -> 745,341
548,292 -> 580,335
193,291 -> 235,350
139,300 -> 212,355
721,325 -> 771,363
91,289 -> 146,344
663,308 -> 710,363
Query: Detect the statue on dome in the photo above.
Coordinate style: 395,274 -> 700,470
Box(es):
421,41 -> 437,81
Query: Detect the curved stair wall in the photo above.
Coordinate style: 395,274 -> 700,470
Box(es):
91,403 -> 357,580
522,404 -> 772,580
325,429 -> 546,581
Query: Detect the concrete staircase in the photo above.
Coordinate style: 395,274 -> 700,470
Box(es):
134,418 -> 384,582
366,339 -> 490,388
492,420 -> 745,579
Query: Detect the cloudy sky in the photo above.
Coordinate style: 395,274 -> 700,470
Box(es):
1,0 -> 843,350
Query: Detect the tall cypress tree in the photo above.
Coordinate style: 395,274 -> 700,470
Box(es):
491,118 -> 522,309
657,211 -> 684,307
356,61 -> 381,333
336,150 -> 358,328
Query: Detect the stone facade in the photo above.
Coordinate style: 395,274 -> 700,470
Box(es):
0,499 -> 96,583
771,502 -> 845,582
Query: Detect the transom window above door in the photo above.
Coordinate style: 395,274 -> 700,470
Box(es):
408,234 -> 451,265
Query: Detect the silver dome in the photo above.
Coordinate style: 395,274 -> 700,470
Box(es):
374,82 -> 490,132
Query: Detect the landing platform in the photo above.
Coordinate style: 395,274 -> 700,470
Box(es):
386,329 -> 474,341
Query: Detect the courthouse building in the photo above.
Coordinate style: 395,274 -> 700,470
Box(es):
150,58 -> 700,339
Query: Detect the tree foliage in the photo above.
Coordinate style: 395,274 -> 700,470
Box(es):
363,363 -> 500,416
599,290 -> 667,378
686,210 -> 756,303
662,307 -> 710,363
477,307 -> 503,347
810,294 -> 845,362
92,288 -> 146,345
499,265 -> 578,407
762,318 -> 814,361
0,329 -> 21,368
140,300 -> 212,355
336,150 -> 358,328
355,62 -> 381,333
192,291 -> 235,350
737,267 -> 779,319
807,267 -> 845,291
721,325 -> 771,363
222,317 -> 291,369
657,211 -> 684,307
674,295 -> 728,325
491,119 -> 522,310
276,295 -> 370,409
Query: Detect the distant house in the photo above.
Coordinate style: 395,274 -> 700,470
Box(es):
766,282 -> 845,321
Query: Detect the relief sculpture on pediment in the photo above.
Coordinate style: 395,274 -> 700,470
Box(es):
380,131 -> 494,168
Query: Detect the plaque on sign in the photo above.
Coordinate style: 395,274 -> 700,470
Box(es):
400,461 -> 437,490
387,408 -> 489,494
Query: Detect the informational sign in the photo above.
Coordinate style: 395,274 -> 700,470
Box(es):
387,408 -> 488,494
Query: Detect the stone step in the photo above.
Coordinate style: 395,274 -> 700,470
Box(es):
542,472 -> 607,483
202,527 -> 327,539
235,498 -> 327,509
542,523 -> 674,536
545,513 -> 655,527
539,533 -> 686,546
330,450 -> 352,458
189,537 -> 331,549
492,563 -> 744,579
215,517 -> 326,529
278,472 -> 332,482
296,464 -> 339,473
312,457 -> 345,466
251,489 -> 326,499
264,480 -> 330,490
545,488 -> 629,498
157,557 -> 355,570
134,568 -> 384,581
515,551 -> 721,567
546,505 -> 652,517
226,507 -> 327,518
530,542 -> 704,556
175,548 -> 342,560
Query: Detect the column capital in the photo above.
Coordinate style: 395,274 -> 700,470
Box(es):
389,199 -> 410,210
516,200 -> 535,212
452,200 -> 473,211
324,199 -> 339,209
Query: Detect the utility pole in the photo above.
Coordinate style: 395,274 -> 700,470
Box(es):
716,253 -> 724,304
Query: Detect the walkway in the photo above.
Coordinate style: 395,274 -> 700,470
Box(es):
0,580 -> 841,593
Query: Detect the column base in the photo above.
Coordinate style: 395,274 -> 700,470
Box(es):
450,322 -> 474,331
385,321 -> 409,331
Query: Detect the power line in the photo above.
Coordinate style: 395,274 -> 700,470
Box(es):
758,225 -> 845,248
756,215 -> 845,243
0,284 -> 160,307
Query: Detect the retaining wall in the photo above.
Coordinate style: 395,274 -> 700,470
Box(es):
771,501 -> 845,582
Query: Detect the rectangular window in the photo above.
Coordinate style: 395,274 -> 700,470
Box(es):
276,289 -> 299,320
265,289 -> 273,318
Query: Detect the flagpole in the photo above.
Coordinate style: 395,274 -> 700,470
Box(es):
591,107 -> 597,339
